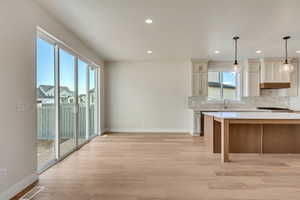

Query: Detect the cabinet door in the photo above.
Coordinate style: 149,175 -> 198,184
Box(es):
280,70 -> 290,83
248,63 -> 260,73
192,72 -> 208,96
192,73 -> 201,96
261,61 -> 290,83
249,73 -> 260,96
244,72 -> 260,97
273,62 -> 282,82
288,61 -> 298,96
193,64 -> 200,73
265,62 -> 274,82
200,73 -> 208,96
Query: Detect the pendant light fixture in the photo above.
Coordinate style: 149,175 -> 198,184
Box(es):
232,36 -> 240,72
282,36 -> 294,73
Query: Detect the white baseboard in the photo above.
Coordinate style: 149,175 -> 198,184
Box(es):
0,173 -> 39,200
107,128 -> 190,133
191,132 -> 201,136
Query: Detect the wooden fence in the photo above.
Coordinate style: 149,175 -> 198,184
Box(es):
37,104 -> 95,139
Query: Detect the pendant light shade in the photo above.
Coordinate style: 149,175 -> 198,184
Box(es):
281,36 -> 294,73
232,36 -> 240,72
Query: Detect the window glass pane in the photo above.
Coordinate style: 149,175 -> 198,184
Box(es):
222,72 -> 237,100
78,60 -> 88,145
208,72 -> 221,100
36,37 -> 56,169
59,49 -> 76,157
89,67 -> 97,137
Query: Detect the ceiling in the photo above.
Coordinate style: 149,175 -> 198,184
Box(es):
35,0 -> 300,61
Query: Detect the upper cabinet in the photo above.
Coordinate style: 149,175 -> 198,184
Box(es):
259,58 -> 298,96
289,58 -> 299,97
190,59 -> 208,96
190,58 -> 298,97
260,58 -> 290,84
243,59 -> 260,97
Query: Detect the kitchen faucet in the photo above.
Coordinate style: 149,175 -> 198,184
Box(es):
223,99 -> 229,109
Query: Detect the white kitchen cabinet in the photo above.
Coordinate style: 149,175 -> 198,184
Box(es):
190,59 -> 208,96
259,58 -> 298,96
192,73 -> 201,96
243,59 -> 260,96
260,58 -> 290,83
288,58 -> 299,96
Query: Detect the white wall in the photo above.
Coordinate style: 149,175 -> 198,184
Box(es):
0,0 -> 102,199
106,61 -> 192,132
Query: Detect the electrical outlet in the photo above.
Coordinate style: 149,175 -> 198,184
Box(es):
0,168 -> 8,177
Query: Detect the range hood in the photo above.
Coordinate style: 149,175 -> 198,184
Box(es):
260,82 -> 291,89
259,58 -> 291,89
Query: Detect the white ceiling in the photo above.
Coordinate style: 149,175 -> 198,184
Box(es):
35,0 -> 300,61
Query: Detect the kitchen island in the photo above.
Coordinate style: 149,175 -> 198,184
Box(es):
203,112 -> 300,162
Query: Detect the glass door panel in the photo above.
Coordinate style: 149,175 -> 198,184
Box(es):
89,67 -> 97,138
59,48 -> 76,157
78,60 -> 88,145
36,37 -> 56,169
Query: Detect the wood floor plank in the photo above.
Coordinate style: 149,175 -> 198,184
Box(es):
26,133 -> 300,200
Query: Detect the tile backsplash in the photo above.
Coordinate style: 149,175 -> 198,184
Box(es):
188,96 -> 290,110
260,88 -> 289,97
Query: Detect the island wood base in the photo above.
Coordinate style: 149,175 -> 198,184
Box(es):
204,115 -> 300,162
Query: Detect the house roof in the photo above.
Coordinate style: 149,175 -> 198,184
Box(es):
39,85 -> 53,93
37,85 -> 74,99
37,87 -> 50,99
208,82 -> 236,89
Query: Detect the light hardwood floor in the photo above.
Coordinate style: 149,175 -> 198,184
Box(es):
31,133 -> 300,200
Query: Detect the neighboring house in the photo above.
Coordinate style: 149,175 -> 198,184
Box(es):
37,85 -> 96,105
37,85 -> 75,104
88,88 -> 96,104
208,82 -> 237,100
37,86 -> 54,104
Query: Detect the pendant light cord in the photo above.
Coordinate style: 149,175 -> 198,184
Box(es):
235,39 -> 237,62
283,36 -> 290,64
285,38 -> 288,63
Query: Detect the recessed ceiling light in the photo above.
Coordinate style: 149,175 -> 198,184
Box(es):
147,50 -> 153,54
256,50 -> 263,54
214,50 -> 220,54
145,19 -> 153,24
296,50 -> 300,54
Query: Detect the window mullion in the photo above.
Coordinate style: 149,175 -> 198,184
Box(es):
86,67 -> 90,140
54,45 -> 60,160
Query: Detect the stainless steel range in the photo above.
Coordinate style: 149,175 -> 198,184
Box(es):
256,107 -> 293,112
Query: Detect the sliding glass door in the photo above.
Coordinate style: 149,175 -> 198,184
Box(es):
78,59 -> 89,145
36,37 -> 56,169
58,48 -> 77,157
36,30 -> 100,171
89,67 -> 98,138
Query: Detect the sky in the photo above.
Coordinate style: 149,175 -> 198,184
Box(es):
222,72 -> 236,86
37,37 -> 95,95
208,71 -> 236,86
37,38 -> 55,87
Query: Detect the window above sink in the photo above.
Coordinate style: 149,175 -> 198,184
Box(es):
207,71 -> 240,101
